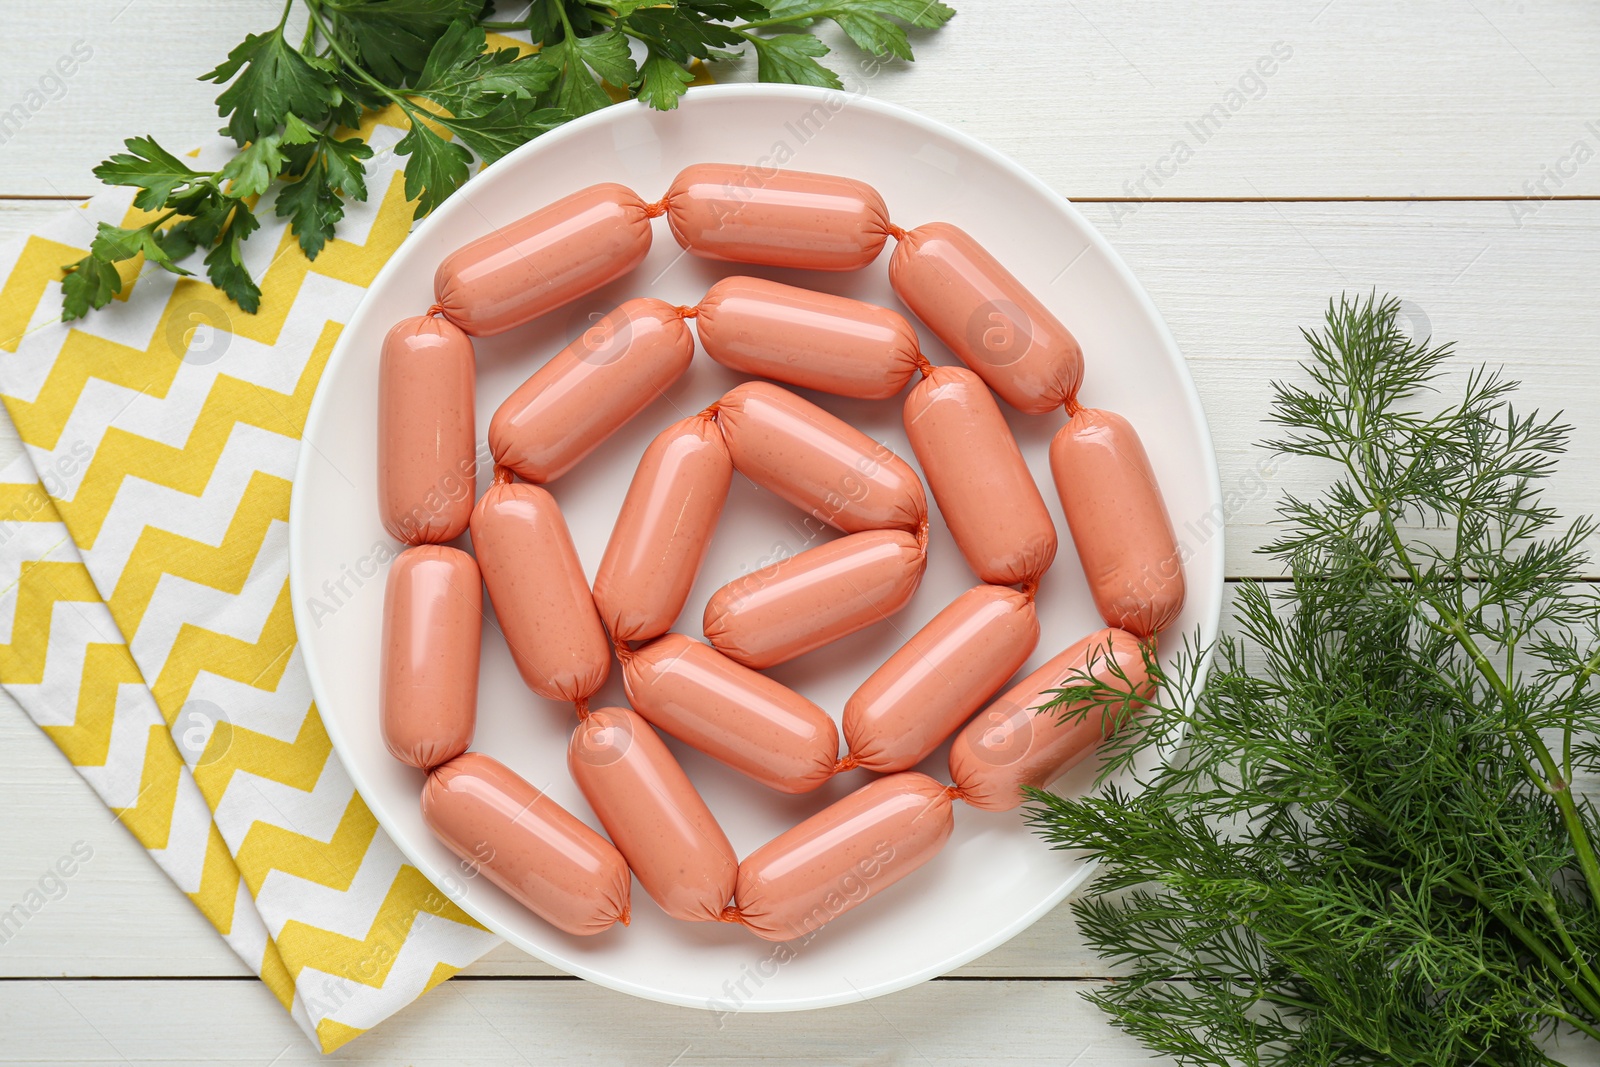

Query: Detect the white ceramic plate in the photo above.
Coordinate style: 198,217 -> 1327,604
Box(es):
289,84 -> 1223,1013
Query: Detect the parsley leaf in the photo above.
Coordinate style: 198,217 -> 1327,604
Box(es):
274,130 -> 372,258
318,133 -> 372,201
201,203 -> 263,314
274,167 -> 341,260
747,33 -> 843,88
574,29 -> 644,86
540,31 -> 638,117
61,254 -> 125,321
606,0 -> 675,15
317,0 -> 480,85
89,221 -> 187,275
416,17 -> 487,85
628,8 -> 746,63
217,131 -> 288,199
435,99 -> 566,163
203,31 -> 335,144
764,1 -> 956,61
412,22 -> 558,117
636,52 -> 697,110
92,137 -> 204,212
63,0 -> 958,322
395,120 -> 474,217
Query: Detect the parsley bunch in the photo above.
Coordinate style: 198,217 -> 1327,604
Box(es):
1028,294 -> 1600,1066
60,0 -> 954,320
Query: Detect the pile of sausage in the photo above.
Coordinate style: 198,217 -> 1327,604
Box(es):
376,164 -> 1185,942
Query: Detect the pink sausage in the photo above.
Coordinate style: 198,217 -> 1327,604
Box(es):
433,182 -> 654,337
948,627 -> 1151,811
1049,409 -> 1185,639
469,481 -> 611,703
422,752 -> 630,935
377,315 -> 476,544
664,163 -> 890,271
488,298 -> 695,484
844,584 -> 1039,774
381,546 -> 482,770
716,381 -> 926,534
727,773 -> 955,941
619,633 -> 840,794
593,412 -> 732,644
695,277 -> 922,399
703,529 -> 927,669
568,706 -> 738,923
889,222 -> 1083,414
904,364 -> 1058,585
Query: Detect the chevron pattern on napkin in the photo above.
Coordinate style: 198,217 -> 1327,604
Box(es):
0,109 -> 503,1052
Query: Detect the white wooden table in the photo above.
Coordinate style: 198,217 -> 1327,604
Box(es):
2,2 -> 1598,1062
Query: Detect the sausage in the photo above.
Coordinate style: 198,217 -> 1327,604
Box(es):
433,182 -> 654,337
381,546 -> 482,770
726,772 -> 955,941
488,298 -> 696,483
694,277 -> 922,399
619,633 -> 840,794
1048,409 -> 1185,638
469,480 -> 611,703
903,364 -> 1058,585
422,752 -> 630,935
377,315 -> 476,544
889,222 -> 1083,414
716,381 -> 926,534
568,706 -> 738,923
948,627 -> 1151,811
844,584 -> 1039,774
593,412 -> 732,644
703,529 -> 926,669
664,163 -> 890,271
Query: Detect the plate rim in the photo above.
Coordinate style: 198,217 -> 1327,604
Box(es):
288,81 -> 1225,1012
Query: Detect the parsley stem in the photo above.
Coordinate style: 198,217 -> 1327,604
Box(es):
738,7 -> 834,30
142,208 -> 182,231
581,10 -> 657,49
553,0 -> 577,41
301,0 -> 426,126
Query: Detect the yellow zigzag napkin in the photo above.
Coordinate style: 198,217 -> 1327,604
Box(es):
0,112 -> 502,1051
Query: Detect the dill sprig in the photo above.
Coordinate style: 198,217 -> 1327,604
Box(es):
1026,293 -> 1600,1067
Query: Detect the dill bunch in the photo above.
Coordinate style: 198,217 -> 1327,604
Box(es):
1026,293 -> 1600,1067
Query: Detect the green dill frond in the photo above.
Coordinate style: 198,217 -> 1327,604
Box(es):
1027,293 -> 1600,1067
